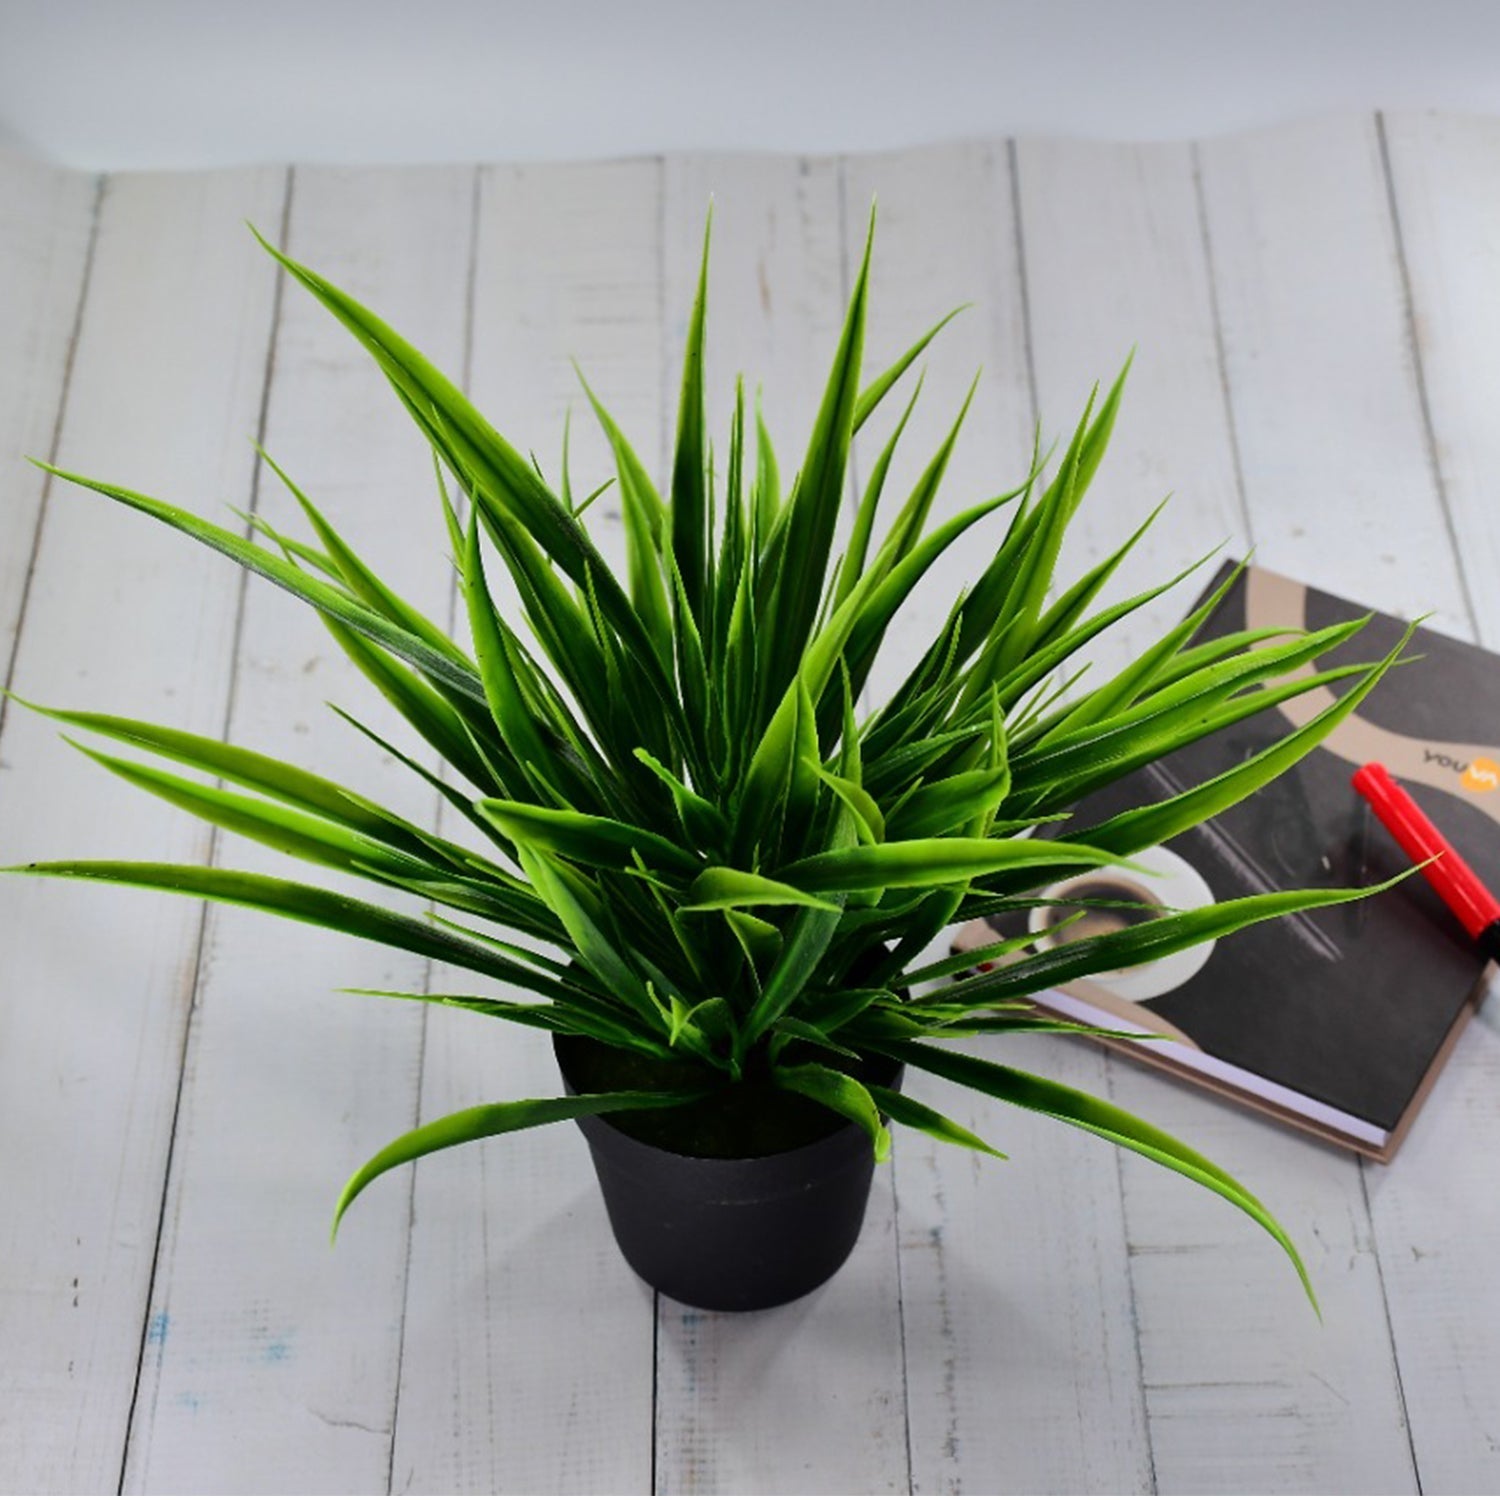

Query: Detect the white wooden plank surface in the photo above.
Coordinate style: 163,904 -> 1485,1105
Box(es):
1201,117 -> 1471,635
392,159 -> 665,1496
4,114 -> 1500,1494
841,140 -> 1156,1495
0,151 -> 96,689
1017,137 -> 1250,635
1012,129 -> 1422,1494
1381,112 -> 1500,638
120,165 -> 477,1494
652,153 -> 912,1498
1361,108 -> 1500,1495
0,166 -> 286,1491
1101,112 -> 1452,1494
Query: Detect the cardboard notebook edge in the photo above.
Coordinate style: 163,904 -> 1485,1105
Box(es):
1047,982 -> 1481,1163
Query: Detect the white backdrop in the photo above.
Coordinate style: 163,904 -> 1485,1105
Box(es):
3,0 -> 1500,169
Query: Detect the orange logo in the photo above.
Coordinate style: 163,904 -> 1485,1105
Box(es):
1462,756 -> 1500,794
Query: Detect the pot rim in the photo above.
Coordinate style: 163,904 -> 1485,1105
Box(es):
552,1031 -> 903,1171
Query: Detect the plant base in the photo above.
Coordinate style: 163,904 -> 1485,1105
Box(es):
555,1034 -> 896,1311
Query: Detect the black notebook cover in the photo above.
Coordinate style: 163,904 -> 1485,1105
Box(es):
952,562 -> 1499,1158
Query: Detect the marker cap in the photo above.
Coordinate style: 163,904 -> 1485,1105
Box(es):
1352,761 -> 1500,940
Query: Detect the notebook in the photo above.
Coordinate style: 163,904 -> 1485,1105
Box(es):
949,562 -> 1499,1160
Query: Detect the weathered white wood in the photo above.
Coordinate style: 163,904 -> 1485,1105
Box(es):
0,151 -> 96,683
1012,133 -> 1280,1495
1090,112 -> 1457,1493
1351,995 -> 1500,1495
651,151 -> 909,1497
646,152 -> 913,1497
391,159 -> 665,1496
1355,108 -> 1500,1495
1018,136 -> 1249,661
1379,113 -> 1500,634
1116,1102 -> 1414,1496
975,116 -> 1437,1496
0,166 -> 286,1491
1019,133 -> 1272,1494
6,119 -> 1500,1493
120,165 -> 477,1493
839,140 -> 1155,1495
1201,115 -> 1470,637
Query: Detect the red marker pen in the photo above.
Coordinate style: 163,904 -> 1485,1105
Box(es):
1352,761 -> 1500,964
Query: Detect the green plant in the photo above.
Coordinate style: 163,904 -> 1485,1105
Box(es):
11,212 -> 1406,1310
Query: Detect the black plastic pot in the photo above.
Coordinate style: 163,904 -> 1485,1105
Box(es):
555,1033 -> 900,1312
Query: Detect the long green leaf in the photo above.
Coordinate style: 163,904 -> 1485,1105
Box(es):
1015,660 -> 1382,811
36,461 -> 489,708
900,922 -> 1076,985
1029,496 -> 1168,651
671,208 -> 712,620
478,800 -> 700,879
753,386 -> 780,535
666,546 -> 715,790
863,371 -> 981,580
9,694 -> 447,864
995,551 -> 1226,736
1038,558 -> 1253,740
326,702 -> 519,853
776,837 -> 1117,895
865,1083 -> 1006,1158
3,860 -> 564,989
834,373 -> 923,607
1011,614 -> 1371,779
1070,625 -> 1414,857
258,446 -> 463,663
739,798 -> 858,1047
733,674 -> 803,862
344,987 -> 649,1042
512,844 -> 657,1024
461,509 -> 565,798
773,1062 -> 891,1160
769,1015 -> 862,1059
578,367 -> 673,665
988,389 -> 1097,678
939,872 -> 1408,1009
633,747 -> 730,854
884,762 -> 1012,841
809,763 -> 885,845
680,867 -> 840,913
852,306 -> 966,431
317,613 -> 501,795
248,230 -> 666,688
332,1087 -> 709,1238
836,487 -> 1023,713
764,206 -> 873,693
66,740 -> 445,885
869,1038 -> 1315,1309
472,499 -> 642,771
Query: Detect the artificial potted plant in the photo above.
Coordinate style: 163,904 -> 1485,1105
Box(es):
9,212 -> 1404,1313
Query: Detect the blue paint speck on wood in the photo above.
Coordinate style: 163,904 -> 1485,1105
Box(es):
146,1311 -> 169,1345
264,1339 -> 290,1363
